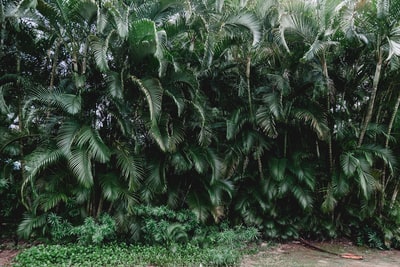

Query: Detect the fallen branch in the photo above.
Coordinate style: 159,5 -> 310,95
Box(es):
299,238 -> 363,260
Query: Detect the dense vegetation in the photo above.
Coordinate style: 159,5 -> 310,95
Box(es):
2,0 -> 400,251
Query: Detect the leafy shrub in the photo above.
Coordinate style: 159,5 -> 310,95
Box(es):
72,214 -> 116,245
47,213 -> 116,245
129,205 -> 199,245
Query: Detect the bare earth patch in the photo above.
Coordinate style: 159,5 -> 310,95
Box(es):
241,241 -> 400,267
0,245 -> 19,267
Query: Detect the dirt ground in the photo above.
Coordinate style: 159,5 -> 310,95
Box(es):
241,241 -> 400,267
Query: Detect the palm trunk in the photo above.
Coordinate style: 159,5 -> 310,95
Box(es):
381,90 -> 400,207
358,47 -> 383,147
49,39 -> 61,88
17,55 -> 29,209
321,53 -> 333,173
0,0 -> 5,58
246,56 -> 255,124
385,91 -> 400,149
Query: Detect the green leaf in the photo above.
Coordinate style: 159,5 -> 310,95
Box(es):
68,148 -> 93,188
99,173 -> 122,201
74,126 -> 111,163
225,13 -> 261,46
269,157 -> 287,181
40,192 -> 68,212
131,77 -> 163,123
114,146 -> 143,190
27,87 -> 82,115
89,33 -> 112,72
106,71 -> 124,99
129,18 -> 158,60
340,152 -> 358,177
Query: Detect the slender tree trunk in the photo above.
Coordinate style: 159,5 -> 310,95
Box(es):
96,196 -> 104,218
81,38 -> 89,75
381,90 -> 400,207
17,55 -> 30,209
390,183 -> 399,209
358,47 -> 383,147
0,0 -> 5,58
385,91 -> 400,149
49,39 -> 61,88
321,53 -> 333,173
246,56 -> 255,124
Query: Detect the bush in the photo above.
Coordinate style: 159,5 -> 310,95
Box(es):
48,213 -> 116,245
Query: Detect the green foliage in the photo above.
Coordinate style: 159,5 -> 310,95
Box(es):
128,205 -> 199,245
13,222 -> 260,267
72,214 -> 117,245
13,242 -> 245,267
3,0 -> 400,249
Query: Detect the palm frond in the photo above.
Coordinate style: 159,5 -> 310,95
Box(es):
68,148 -> 93,188
340,152 -> 359,177
293,108 -> 330,141
74,125 -> 111,163
57,120 -> 81,154
291,185 -> 313,209
165,88 -> 185,116
27,86 -> 82,115
187,147 -> 208,174
36,0 -> 61,29
186,191 -> 210,222
321,185 -> 337,213
39,192 -> 68,212
131,77 -> 163,123
191,99 -> 212,146
143,159 -> 166,199
256,106 -> 278,138
68,0 -> 97,23
105,2 -> 130,38
387,27 -> 400,60
5,0 -> 37,18
227,108 -> 247,140
269,157 -> 287,182
99,172 -> 122,201
225,13 -> 261,46
162,115 -> 185,152
302,40 -> 338,61
0,84 -> 11,114
21,148 -> 65,208
357,167 -> 377,200
106,71 -> 124,99
114,146 -> 144,190
359,144 -> 396,174
89,32 -> 113,72
129,18 -> 158,61
208,178 -> 234,204
17,212 -> 47,239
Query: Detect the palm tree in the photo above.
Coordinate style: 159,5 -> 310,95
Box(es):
337,0 -> 400,147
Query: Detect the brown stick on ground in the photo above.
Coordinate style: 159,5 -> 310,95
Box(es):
299,238 -> 363,260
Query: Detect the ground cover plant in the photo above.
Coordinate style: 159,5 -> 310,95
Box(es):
2,0 -> 400,254
12,220 -> 260,267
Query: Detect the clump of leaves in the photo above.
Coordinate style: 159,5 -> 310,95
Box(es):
48,213 -> 116,245
129,205 -> 199,245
